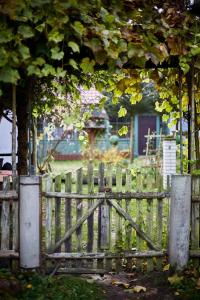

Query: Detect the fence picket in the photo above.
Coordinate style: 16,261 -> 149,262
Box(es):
146,199 -> 154,271
87,162 -> 94,252
55,175 -> 61,252
76,168 -> 83,252
156,199 -> 163,270
98,162 -> 105,270
65,172 -> 72,252
1,177 -> 10,250
12,176 -> 18,251
46,177 -> 53,251
125,169 -> 132,270
191,176 -> 200,266
115,164 -> 123,272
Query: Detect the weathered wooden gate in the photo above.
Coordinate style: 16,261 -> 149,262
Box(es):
42,162 -> 169,273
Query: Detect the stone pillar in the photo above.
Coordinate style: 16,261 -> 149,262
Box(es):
19,176 -> 41,268
163,138 -> 176,189
169,175 -> 191,270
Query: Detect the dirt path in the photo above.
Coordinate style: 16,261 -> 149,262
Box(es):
82,272 -> 176,300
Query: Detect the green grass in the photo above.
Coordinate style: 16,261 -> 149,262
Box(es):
50,160 -> 84,174
0,270 -> 105,300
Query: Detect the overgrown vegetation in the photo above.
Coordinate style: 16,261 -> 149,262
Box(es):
0,270 -> 105,300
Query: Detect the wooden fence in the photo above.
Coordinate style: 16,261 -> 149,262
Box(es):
0,168 -> 199,273
0,176 -> 18,259
42,162 -> 169,273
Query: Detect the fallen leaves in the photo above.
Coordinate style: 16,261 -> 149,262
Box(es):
133,285 -> 147,293
111,279 -> 130,289
168,274 -> 183,285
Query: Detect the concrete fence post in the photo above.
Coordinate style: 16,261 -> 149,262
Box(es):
169,175 -> 191,270
19,176 -> 41,269
163,138 -> 176,189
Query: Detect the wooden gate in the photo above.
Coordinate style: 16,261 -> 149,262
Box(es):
42,162 -> 169,273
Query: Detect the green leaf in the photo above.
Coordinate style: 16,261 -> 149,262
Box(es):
51,46 -> 64,60
33,57 -> 46,66
35,23 -> 45,32
0,29 -> 13,43
118,126 -> 128,136
27,64 -> 42,76
18,44 -> 30,60
118,106 -> 127,118
56,67 -> 66,78
191,46 -> 200,56
69,59 -> 78,69
18,25 -> 34,38
68,41 -> 80,53
0,66 -> 20,83
42,64 -> 56,76
80,57 -> 95,73
48,30 -> 64,43
0,48 -> 8,67
73,21 -> 85,35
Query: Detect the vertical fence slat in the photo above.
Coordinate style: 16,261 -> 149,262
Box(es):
65,172 -> 72,252
125,169 -> 132,249
55,175 -> 61,252
115,164 -> 123,272
1,177 -> 10,250
105,162 -> 113,271
146,199 -> 154,271
125,169 -> 132,270
87,162 -> 94,252
46,177 -> 53,252
156,199 -> 163,270
12,176 -> 18,251
191,176 -> 200,266
76,168 -> 83,252
136,199 -> 143,270
98,162 -> 105,269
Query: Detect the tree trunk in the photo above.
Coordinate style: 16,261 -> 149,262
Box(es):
16,90 -> 28,175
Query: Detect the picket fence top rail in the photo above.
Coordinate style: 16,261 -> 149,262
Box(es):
43,191 -> 170,200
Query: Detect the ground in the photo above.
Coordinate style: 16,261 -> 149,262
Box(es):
1,268 -> 200,300
82,272 -> 176,300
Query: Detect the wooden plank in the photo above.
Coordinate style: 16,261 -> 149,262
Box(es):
45,177 -> 53,252
157,199 -> 163,249
98,162 -> 105,269
125,169 -> 132,249
146,199 -> 154,271
44,191 -> 169,199
51,199 -> 104,253
76,168 -> 83,252
136,199 -> 142,251
87,162 -> 94,252
100,203 -> 110,250
55,175 -> 61,252
1,177 -> 10,250
125,169 -> 132,271
115,164 -> 123,248
0,191 -> 18,199
56,268 -> 106,274
65,172 -> 72,252
0,250 -> 19,258
46,250 -> 165,259
105,162 -> 113,271
115,164 -> 123,272
156,198 -> 163,270
191,176 -> 200,250
12,176 -> 18,251
108,199 -> 159,251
